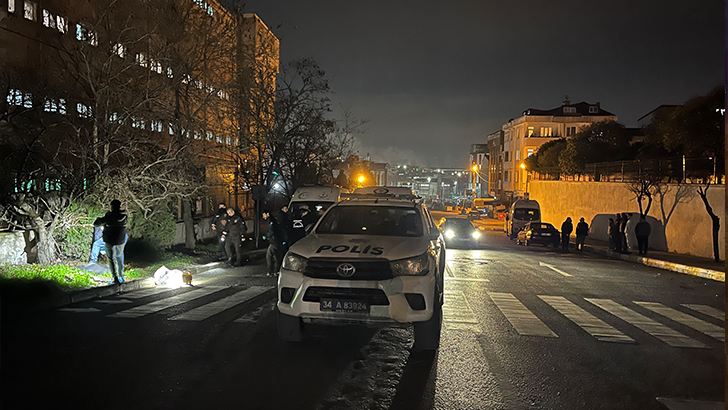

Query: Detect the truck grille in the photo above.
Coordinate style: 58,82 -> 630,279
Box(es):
303,258 -> 393,280
302,287 -> 390,305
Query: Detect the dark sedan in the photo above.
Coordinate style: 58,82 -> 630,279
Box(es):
438,217 -> 482,248
516,222 -> 560,247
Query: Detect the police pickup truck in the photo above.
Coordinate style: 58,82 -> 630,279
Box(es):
276,186 -> 445,350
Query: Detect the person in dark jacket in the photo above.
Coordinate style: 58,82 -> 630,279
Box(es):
619,213 -> 630,254
277,205 -> 293,255
635,216 -> 652,256
93,199 -> 128,284
211,202 -> 228,259
607,218 -> 615,250
575,217 -> 589,251
560,217 -> 573,252
263,210 -> 284,277
612,214 -> 623,253
222,207 -> 247,267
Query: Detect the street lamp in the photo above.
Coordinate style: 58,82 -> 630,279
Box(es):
520,163 -> 530,198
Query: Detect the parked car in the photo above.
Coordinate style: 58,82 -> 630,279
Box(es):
516,222 -> 560,247
438,217 -> 482,248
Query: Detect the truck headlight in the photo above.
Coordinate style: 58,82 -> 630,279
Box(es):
445,230 -> 455,239
282,253 -> 308,272
471,230 -> 481,239
390,253 -> 429,276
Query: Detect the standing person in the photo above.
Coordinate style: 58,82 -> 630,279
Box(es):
93,200 -> 128,284
277,205 -> 293,255
635,216 -> 652,256
620,213 -> 630,254
607,218 -> 615,250
211,202 -> 228,260
575,217 -> 589,251
560,217 -> 573,252
222,208 -> 247,267
263,210 -> 284,277
612,213 -> 623,253
89,226 -> 105,263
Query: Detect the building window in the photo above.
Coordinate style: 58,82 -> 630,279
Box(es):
23,1 -> 37,21
76,103 -> 91,118
527,126 -> 534,137
8,0 -> 15,13
75,23 -> 98,46
7,89 -> 32,107
504,151 -> 509,162
150,59 -> 162,74
540,127 -> 552,137
113,43 -> 126,58
526,148 -> 534,157
504,171 -> 509,182
515,171 -> 519,183
56,15 -> 67,32
589,106 -> 598,113
566,126 -> 576,136
515,150 -> 520,160
136,53 -> 148,67
226,136 -> 232,145
166,67 -> 173,78
563,106 -> 576,114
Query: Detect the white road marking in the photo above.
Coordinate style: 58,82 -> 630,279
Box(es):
59,307 -> 100,313
488,292 -> 557,337
538,262 -> 572,277
109,286 -> 227,318
443,291 -> 480,333
169,286 -> 272,321
95,299 -> 133,304
444,277 -> 490,283
586,299 -> 707,348
539,295 -> 634,343
635,302 -> 725,342
656,397 -> 725,410
681,304 -> 725,321
122,287 -> 176,299
445,262 -> 455,277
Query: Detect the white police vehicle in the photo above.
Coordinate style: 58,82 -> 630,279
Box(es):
277,186 -> 445,350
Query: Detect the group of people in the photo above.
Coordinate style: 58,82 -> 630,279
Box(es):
558,213 -> 652,255
607,213 -> 652,256
211,203 -> 249,267
559,217 -> 590,252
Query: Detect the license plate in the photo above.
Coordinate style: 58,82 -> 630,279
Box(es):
320,299 -> 369,313
541,233 -> 552,236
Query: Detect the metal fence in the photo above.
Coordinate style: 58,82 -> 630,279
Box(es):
533,157 -> 723,184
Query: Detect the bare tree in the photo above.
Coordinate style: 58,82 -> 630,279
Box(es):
696,182 -> 721,262
626,172 -> 662,219
655,182 -> 696,229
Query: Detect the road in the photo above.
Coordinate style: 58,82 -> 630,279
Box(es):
1,214 -> 724,409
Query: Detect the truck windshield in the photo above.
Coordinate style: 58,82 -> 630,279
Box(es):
513,208 -> 540,221
316,206 -> 423,237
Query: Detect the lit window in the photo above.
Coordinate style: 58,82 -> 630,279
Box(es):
58,98 -> 66,114
136,53 -> 147,67
527,126 -> 534,137
516,150 -> 520,160
24,1 -> 37,21
216,134 -> 223,143
109,112 -> 118,123
43,9 -> 55,28
193,130 -> 201,140
206,131 -> 213,141
75,23 -> 98,46
7,89 -> 22,105
166,67 -> 173,78
168,123 -> 174,135
8,0 -> 15,13
113,43 -> 126,58
76,103 -> 91,118
150,60 -> 162,74
226,136 -> 232,145
44,99 -> 57,112
527,148 -> 534,157
540,127 -> 552,137
56,15 -> 67,33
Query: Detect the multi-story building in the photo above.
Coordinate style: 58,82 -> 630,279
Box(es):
0,0 -> 279,218
500,98 -> 617,199
486,130 -> 504,199
469,144 -> 488,197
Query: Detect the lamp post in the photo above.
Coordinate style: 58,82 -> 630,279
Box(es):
520,163 -> 529,198
472,164 -> 478,198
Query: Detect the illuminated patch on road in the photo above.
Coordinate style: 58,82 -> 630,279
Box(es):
539,295 -> 633,343
681,304 -> 725,321
635,302 -> 724,342
169,286 -> 272,321
488,292 -> 557,337
109,286 -> 226,318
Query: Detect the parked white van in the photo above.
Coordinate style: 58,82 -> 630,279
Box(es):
288,186 -> 346,216
505,199 -> 541,239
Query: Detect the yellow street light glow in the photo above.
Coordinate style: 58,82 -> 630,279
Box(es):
472,164 -> 478,171
520,163 -> 526,169
358,175 -> 365,183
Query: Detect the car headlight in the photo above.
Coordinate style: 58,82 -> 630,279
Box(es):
445,230 -> 455,239
390,253 -> 430,276
471,230 -> 481,239
281,253 -> 308,273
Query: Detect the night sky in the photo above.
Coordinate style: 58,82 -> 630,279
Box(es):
235,1 -> 724,168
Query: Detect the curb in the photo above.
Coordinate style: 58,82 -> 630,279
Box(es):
586,246 -> 725,282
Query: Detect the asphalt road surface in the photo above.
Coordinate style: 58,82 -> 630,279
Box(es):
1,216 -> 724,410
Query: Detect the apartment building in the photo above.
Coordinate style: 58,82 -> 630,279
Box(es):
0,0 -> 279,217
499,98 -> 617,198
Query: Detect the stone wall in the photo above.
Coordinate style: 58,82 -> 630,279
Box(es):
0,231 -> 28,265
529,181 -> 725,260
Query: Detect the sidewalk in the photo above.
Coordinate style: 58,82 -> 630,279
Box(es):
582,237 -> 725,282
4,248 -> 268,314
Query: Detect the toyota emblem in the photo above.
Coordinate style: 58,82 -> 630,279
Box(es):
336,263 -> 356,278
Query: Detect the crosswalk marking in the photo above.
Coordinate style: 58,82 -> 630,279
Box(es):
109,286 -> 226,318
445,277 -> 490,283
539,296 -> 634,343
635,302 -> 725,342
681,304 -> 725,321
443,291 -> 480,333
586,299 -> 707,348
169,286 -> 272,321
122,287 -> 177,299
488,292 -> 557,337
